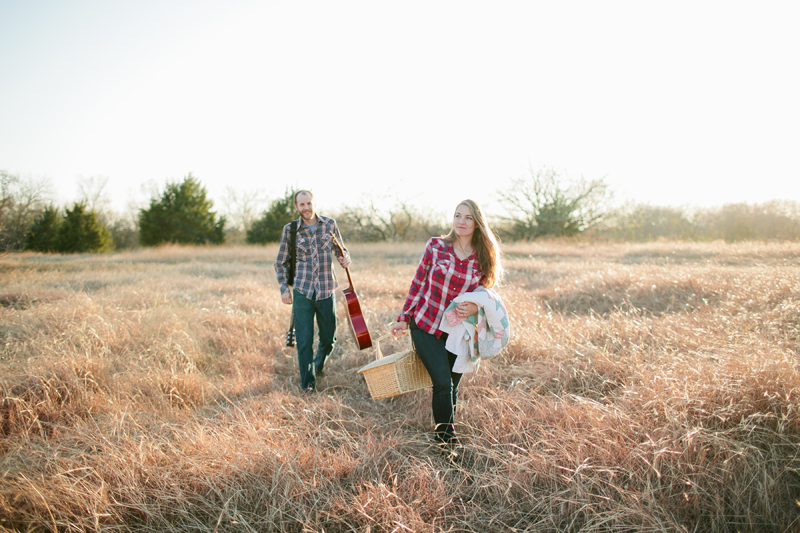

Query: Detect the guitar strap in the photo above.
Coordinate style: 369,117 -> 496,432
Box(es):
284,220 -> 299,348
288,220 -> 298,287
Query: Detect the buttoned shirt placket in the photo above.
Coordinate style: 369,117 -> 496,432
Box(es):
308,222 -> 319,299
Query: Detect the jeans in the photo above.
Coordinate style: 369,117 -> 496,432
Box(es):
410,326 -> 462,443
292,289 -> 336,391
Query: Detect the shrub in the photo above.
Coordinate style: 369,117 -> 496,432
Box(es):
56,202 -> 112,253
246,188 -> 297,244
497,166 -> 612,240
24,205 -> 61,252
139,174 -> 226,246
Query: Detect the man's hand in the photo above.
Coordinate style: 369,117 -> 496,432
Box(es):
338,254 -> 351,269
281,291 -> 292,305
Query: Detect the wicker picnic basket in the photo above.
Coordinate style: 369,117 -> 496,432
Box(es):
358,334 -> 432,400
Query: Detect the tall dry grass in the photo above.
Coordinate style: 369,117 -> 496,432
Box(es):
1,241 -> 798,532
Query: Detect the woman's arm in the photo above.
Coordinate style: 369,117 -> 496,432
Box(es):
396,238 -> 435,322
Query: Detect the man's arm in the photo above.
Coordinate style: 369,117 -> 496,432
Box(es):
332,222 -> 351,268
274,225 -> 292,303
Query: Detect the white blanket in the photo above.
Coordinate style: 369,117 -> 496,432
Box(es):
438,287 -> 510,373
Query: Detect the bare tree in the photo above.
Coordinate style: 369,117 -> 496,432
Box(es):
694,200 -> 800,242
497,166 -> 612,240
0,171 -> 18,224
0,171 -> 54,251
221,186 -> 269,233
104,209 -> 140,250
336,193 -> 447,242
76,175 -> 112,215
603,202 -> 698,241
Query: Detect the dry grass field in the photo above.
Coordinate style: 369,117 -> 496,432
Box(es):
1,241 -> 799,532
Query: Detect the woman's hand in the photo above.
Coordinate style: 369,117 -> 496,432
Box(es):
456,301 -> 478,318
390,321 -> 408,337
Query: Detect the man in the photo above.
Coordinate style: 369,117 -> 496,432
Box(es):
274,190 -> 351,393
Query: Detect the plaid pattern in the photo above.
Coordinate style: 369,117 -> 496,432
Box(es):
398,237 -> 484,335
274,215 -> 348,300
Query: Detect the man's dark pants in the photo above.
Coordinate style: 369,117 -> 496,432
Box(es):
292,289 -> 336,392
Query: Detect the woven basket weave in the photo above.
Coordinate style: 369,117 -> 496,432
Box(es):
358,335 -> 432,400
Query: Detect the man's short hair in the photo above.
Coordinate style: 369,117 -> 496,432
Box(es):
294,189 -> 314,204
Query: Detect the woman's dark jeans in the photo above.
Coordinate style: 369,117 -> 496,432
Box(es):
410,327 -> 462,444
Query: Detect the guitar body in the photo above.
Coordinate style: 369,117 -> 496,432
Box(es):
329,232 -> 373,350
342,284 -> 372,350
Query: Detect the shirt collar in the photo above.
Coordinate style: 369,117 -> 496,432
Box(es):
298,215 -> 319,229
298,214 -> 329,226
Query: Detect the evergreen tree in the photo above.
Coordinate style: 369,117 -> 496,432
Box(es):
138,174 -> 226,246
24,205 -> 61,252
56,202 -> 112,253
246,188 -> 297,244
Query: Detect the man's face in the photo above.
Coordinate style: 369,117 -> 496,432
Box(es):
295,193 -> 316,222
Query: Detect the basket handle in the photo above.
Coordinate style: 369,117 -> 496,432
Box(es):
373,332 -> 410,360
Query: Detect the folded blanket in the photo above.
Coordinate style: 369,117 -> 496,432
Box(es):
439,286 -> 510,373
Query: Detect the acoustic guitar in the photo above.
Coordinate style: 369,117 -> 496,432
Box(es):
285,312 -> 296,347
329,232 -> 372,350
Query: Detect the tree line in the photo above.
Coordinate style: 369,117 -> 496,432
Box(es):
2,168 -> 799,254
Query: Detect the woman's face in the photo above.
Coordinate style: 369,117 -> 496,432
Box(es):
453,204 -> 476,239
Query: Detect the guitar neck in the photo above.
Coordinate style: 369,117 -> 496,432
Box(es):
328,232 -> 372,350
329,231 -> 354,287
343,265 -> 354,288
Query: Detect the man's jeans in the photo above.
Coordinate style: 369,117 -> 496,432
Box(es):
292,289 -> 336,391
410,327 -> 462,443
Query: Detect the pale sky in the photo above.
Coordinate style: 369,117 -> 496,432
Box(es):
1,1 -> 798,218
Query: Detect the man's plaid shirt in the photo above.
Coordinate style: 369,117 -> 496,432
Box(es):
398,237 -> 484,335
274,215 -> 349,300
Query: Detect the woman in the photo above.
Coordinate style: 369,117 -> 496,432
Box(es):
390,199 -> 503,447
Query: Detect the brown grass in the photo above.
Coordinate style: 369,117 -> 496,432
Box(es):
1,241 -> 798,532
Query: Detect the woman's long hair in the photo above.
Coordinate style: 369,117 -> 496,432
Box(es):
443,199 -> 504,288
